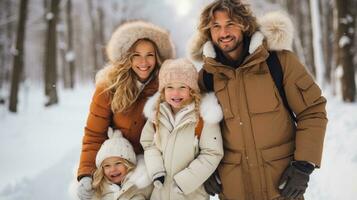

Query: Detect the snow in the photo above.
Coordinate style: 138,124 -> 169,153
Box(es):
339,36 -> 351,48
0,86 -> 356,200
340,15 -> 353,25
45,12 -> 54,20
65,51 -> 76,62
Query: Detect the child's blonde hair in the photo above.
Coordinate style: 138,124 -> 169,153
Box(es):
92,157 -> 135,197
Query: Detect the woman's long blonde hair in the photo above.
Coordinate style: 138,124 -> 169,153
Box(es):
101,38 -> 162,113
154,88 -> 201,144
92,157 -> 135,197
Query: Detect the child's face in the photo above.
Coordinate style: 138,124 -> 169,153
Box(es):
164,82 -> 192,114
102,157 -> 128,184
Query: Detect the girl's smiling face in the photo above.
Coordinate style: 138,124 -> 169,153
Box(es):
102,157 -> 128,184
164,82 -> 192,114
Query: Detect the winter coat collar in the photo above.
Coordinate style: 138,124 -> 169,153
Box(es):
122,155 -> 151,189
144,92 -> 223,124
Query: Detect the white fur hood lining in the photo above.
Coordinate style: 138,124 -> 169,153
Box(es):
125,155 -> 151,189
144,92 -> 223,124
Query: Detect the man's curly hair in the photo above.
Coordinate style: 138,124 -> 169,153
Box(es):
198,0 -> 258,41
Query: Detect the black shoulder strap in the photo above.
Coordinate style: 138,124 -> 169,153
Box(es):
202,70 -> 214,92
267,51 -> 296,122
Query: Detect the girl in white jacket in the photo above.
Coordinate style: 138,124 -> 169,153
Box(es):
140,58 -> 224,200
90,128 -> 153,200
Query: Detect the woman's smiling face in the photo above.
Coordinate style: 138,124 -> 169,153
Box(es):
131,40 -> 157,82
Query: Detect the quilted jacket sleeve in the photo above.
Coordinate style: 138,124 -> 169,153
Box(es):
278,50 -> 328,167
77,85 -> 112,179
173,122 -> 224,195
140,120 -> 166,180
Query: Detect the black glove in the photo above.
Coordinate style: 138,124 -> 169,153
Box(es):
278,161 -> 315,199
204,170 -> 222,196
153,176 -> 165,189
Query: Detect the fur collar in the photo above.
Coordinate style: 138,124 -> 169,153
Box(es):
188,11 -> 294,62
125,155 -> 151,189
144,92 -> 223,124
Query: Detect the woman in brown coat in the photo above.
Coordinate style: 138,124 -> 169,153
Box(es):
76,21 -> 175,200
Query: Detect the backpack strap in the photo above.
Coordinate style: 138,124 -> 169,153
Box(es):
195,116 -> 204,139
266,51 -> 297,122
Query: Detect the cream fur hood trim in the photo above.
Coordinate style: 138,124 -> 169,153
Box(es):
106,20 -> 175,63
258,11 -> 294,51
188,11 -> 294,62
144,92 -> 223,124
94,63 -> 114,86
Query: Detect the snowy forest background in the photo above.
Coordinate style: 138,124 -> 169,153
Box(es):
0,0 -> 356,199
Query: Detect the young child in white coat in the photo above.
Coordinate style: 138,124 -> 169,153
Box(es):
140,58 -> 224,200
85,128 -> 153,200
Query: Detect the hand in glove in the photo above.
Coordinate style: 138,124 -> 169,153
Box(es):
153,176 -> 165,189
77,176 -> 94,200
278,161 -> 315,199
203,170 -> 222,196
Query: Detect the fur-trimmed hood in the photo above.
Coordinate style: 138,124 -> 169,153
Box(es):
106,20 -> 175,63
188,11 -> 294,62
124,154 -> 151,189
144,92 -> 223,124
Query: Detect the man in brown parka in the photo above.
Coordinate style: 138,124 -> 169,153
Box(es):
189,0 -> 328,200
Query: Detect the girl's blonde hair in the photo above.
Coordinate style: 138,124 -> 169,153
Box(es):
103,38 -> 162,113
198,0 -> 258,42
154,88 -> 201,145
92,157 -> 135,197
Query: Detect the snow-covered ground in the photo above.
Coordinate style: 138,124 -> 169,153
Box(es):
0,85 -> 356,200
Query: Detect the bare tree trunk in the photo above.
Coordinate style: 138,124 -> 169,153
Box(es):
97,4 -> 106,65
0,0 -> 6,91
44,0 -> 60,106
1,0 -> 15,94
9,0 -> 28,112
320,0 -> 334,84
58,18 -> 69,88
286,0 -> 307,66
66,0 -> 75,88
288,0 -> 316,77
87,0 -> 99,77
335,0 -> 356,102
73,13 -> 84,82
305,0 -> 316,77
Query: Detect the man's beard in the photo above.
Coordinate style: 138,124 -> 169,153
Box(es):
217,36 -> 243,53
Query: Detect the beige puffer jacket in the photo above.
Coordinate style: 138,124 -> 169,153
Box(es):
140,93 -> 224,200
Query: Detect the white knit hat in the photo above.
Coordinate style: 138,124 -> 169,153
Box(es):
95,128 -> 136,168
106,20 -> 176,63
158,58 -> 199,92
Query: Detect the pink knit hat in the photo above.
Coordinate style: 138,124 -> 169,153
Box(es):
158,58 -> 199,92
